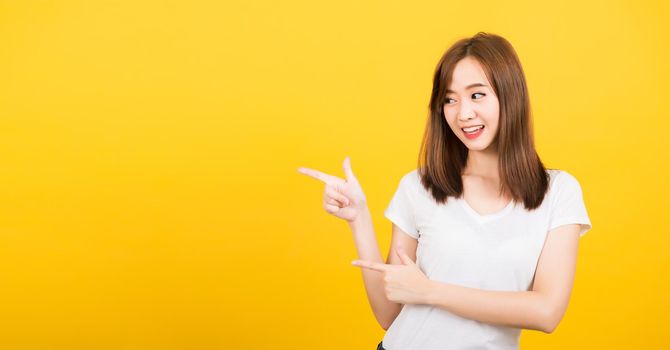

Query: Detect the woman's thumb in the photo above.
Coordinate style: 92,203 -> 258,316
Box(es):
396,248 -> 415,266
342,156 -> 356,181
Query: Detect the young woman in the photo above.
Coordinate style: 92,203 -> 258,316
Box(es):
298,32 -> 592,350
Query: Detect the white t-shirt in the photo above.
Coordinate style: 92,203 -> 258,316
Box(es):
381,168 -> 592,350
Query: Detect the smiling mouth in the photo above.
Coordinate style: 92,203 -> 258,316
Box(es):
461,125 -> 484,134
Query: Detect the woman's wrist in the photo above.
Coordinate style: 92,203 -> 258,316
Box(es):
348,206 -> 372,231
423,280 -> 446,306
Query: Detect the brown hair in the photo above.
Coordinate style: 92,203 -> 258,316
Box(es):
417,32 -> 549,210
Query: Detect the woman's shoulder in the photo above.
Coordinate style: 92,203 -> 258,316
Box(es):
400,168 -> 439,203
546,168 -> 580,181
400,168 -> 421,182
393,168 -> 421,192
545,168 -> 584,194
394,168 -> 435,197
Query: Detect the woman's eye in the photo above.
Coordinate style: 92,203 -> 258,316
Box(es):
445,98 -> 455,104
473,92 -> 485,99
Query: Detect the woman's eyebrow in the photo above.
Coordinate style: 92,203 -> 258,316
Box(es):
446,83 -> 488,93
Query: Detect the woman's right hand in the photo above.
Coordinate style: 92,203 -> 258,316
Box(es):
297,156 -> 368,223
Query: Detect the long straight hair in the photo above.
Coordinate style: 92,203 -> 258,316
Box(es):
418,32 -> 549,210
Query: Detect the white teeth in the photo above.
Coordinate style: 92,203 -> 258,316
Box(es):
463,125 -> 484,133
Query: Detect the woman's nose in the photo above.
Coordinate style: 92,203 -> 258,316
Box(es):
458,101 -> 475,121
459,110 -> 475,121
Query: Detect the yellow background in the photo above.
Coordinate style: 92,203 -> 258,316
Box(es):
0,0 -> 668,349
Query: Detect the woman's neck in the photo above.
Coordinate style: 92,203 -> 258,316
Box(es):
463,148 -> 499,180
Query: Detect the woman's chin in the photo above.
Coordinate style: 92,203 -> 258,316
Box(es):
463,140 -> 494,152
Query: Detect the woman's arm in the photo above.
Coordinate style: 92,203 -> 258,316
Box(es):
298,157 -> 419,330
349,210 -> 418,330
425,224 -> 581,333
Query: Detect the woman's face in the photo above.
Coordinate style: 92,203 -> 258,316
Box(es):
443,57 -> 500,152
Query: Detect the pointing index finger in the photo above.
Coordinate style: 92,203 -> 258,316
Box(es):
297,167 -> 342,186
351,260 -> 389,272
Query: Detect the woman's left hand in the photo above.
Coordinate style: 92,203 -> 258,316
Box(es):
352,249 -> 435,305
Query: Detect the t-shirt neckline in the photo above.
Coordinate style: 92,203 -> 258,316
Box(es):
458,197 -> 515,223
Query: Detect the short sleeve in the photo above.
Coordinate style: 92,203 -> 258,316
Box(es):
548,171 -> 593,237
384,173 -> 419,238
